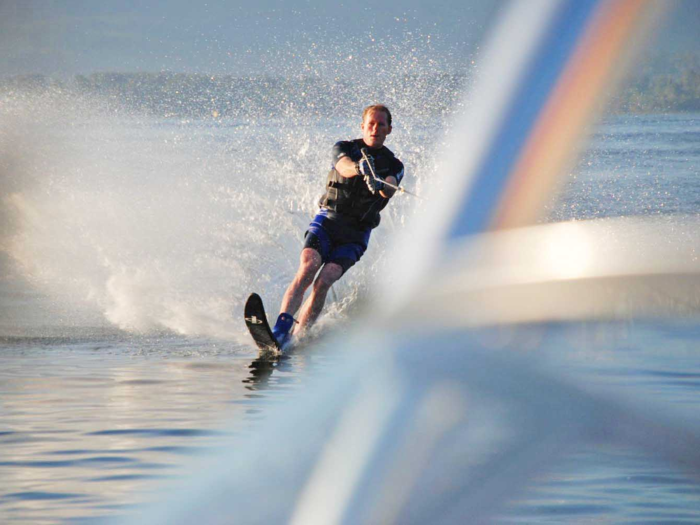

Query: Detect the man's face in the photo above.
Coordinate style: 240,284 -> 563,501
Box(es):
361,110 -> 392,149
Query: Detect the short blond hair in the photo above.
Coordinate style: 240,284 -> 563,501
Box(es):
362,104 -> 392,127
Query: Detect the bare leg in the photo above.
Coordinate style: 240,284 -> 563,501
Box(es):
279,248 -> 323,318
296,262 -> 344,333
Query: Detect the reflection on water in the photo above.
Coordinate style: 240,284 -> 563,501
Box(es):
0,336 -> 325,523
500,446 -> 700,524
495,320 -> 700,523
1,321 -> 699,523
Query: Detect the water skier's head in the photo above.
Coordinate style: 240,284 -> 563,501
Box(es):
361,104 -> 392,149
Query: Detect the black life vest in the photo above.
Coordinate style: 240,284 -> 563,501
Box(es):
319,141 -> 399,229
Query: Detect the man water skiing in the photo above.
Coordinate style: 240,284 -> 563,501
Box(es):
271,104 -> 405,347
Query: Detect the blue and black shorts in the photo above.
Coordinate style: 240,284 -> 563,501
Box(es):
302,211 -> 371,275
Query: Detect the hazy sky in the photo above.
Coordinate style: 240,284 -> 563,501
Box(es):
0,0 -> 697,77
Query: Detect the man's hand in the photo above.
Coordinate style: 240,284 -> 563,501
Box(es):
356,155 -> 384,195
364,174 -> 385,195
355,155 -> 374,177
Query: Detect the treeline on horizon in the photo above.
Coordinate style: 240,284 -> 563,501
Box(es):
608,52 -> 700,113
0,71 -> 467,120
2,53 -> 698,117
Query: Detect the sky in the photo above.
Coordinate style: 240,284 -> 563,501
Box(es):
0,0 -> 698,78
0,0 -> 498,77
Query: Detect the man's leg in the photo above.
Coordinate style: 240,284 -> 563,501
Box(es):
296,262 -> 344,332
279,247 -> 323,318
271,248 -> 323,345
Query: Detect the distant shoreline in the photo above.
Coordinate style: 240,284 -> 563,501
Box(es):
2,53 -> 698,116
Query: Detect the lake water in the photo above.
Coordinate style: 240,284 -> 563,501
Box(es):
0,110 -> 698,523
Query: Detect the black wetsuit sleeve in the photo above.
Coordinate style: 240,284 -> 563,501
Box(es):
391,159 -> 405,185
331,141 -> 358,168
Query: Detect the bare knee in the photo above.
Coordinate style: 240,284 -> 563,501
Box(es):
313,263 -> 343,292
296,248 -> 322,286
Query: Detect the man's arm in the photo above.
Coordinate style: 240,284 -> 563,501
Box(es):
380,160 -> 404,199
334,156 -> 361,178
379,176 -> 397,199
337,158 -> 396,198
335,157 -> 398,198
